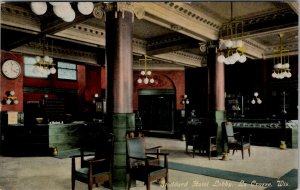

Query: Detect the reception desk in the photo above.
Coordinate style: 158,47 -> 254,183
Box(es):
1,122 -> 105,156
230,119 -> 298,148
49,122 -> 105,153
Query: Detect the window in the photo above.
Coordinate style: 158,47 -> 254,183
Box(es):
24,55 -> 48,78
57,61 -> 77,80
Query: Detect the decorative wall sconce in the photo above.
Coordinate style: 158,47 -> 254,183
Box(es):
93,93 -> 99,104
181,94 -> 189,105
4,91 -> 18,105
251,92 -> 262,105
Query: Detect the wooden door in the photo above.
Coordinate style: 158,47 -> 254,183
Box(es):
138,94 -> 175,133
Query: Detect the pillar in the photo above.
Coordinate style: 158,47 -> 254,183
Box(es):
207,41 -> 225,153
105,5 -> 135,189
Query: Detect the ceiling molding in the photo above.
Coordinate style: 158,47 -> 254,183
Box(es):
154,51 -> 203,68
146,33 -> 199,56
1,4 -> 39,32
13,41 -> 98,65
138,2 -> 219,41
55,24 -> 106,47
287,2 -> 299,15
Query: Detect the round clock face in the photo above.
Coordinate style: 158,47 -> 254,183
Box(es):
2,59 -> 21,79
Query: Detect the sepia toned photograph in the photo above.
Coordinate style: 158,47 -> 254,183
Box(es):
0,1 -> 298,190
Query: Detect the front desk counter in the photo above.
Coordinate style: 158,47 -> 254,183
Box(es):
1,122 -> 106,156
230,119 -> 298,148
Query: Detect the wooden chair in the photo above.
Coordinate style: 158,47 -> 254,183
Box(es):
126,136 -> 169,190
185,123 -> 200,153
71,133 -> 114,190
222,121 -> 251,159
126,130 -> 161,166
192,121 -> 218,160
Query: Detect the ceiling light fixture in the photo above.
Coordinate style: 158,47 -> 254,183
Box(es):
271,33 -> 292,79
137,54 -> 155,85
217,2 -> 247,65
30,2 -> 94,22
33,37 -> 56,76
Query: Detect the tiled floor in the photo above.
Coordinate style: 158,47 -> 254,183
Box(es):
0,137 -> 298,190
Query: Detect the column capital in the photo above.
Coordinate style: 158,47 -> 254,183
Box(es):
206,40 -> 219,49
93,2 -> 145,22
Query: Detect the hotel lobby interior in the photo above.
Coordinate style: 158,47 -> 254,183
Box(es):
0,2 -> 299,190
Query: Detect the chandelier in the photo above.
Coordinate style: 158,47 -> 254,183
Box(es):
33,37 -> 56,76
137,55 -> 155,84
30,2 -> 94,22
217,2 -> 247,65
271,33 -> 292,79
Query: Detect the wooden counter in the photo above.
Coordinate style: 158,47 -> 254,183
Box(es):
49,122 -> 105,153
1,122 -> 105,156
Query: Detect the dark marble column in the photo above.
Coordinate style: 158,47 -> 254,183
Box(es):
207,41 -> 225,153
105,6 -> 135,189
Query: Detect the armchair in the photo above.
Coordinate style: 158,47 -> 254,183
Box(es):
126,136 -> 169,190
222,121 -> 251,159
192,121 -> 218,160
71,133 -> 114,190
126,130 -> 161,166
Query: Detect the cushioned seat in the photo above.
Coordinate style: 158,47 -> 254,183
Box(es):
222,121 -> 251,159
126,136 -> 169,190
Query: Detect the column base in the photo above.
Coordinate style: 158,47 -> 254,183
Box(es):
280,140 -> 287,150
222,152 -> 229,161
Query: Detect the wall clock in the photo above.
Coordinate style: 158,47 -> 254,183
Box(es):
1,59 -> 22,79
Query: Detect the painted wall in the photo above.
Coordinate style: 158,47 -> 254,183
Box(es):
0,51 -> 24,112
1,51 -> 185,116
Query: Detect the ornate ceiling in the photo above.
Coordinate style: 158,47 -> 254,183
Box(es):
1,2 -> 298,70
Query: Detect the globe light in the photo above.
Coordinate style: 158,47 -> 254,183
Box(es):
219,39 -> 225,50
62,9 -> 76,22
149,78 -> 155,83
272,71 -> 277,78
223,58 -> 230,65
277,63 -> 283,69
50,67 -> 56,74
137,78 -> 142,84
286,72 -> 292,78
13,100 -> 19,105
44,55 -> 50,62
225,40 -> 233,48
35,56 -> 41,62
251,99 -> 256,104
49,57 -> 53,63
6,99 -> 12,105
257,98 -> 262,104
77,2 -> 94,15
232,52 -> 241,61
217,54 -> 225,63
53,3 -> 70,19
231,41 -> 237,48
238,54 -> 247,63
283,63 -> 289,69
31,2 -> 47,15
146,70 -> 151,75
144,77 -> 149,84
140,70 -> 145,75
236,40 -> 243,48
